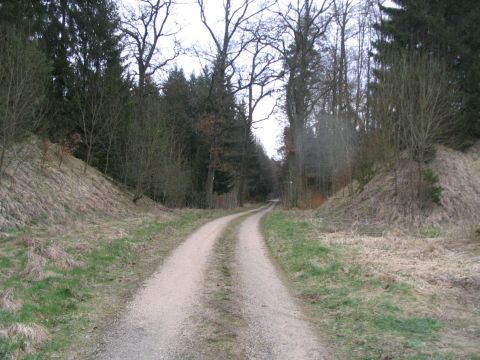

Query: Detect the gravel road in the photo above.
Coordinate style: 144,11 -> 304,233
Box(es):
91,205 -> 327,359
91,209 -> 258,360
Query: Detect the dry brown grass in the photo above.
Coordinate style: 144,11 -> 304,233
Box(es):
321,142 -> 480,228
0,288 -> 21,311
319,230 -> 479,295
313,220 -> 480,355
0,136 -> 164,230
7,323 -> 49,344
429,142 -> 480,224
21,250 -> 50,281
297,190 -> 327,209
41,245 -> 84,270
23,249 -> 47,276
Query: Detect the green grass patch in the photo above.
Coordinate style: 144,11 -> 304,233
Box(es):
373,315 -> 441,340
416,226 -> 445,238
262,210 -> 452,359
0,255 -> 12,268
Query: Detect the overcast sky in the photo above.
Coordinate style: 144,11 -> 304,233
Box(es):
122,0 -> 284,158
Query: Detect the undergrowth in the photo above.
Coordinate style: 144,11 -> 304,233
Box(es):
422,168 -> 443,205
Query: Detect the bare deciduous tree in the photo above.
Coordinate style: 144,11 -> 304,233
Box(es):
122,0 -> 180,202
196,0 -> 274,208
235,17 -> 281,206
0,29 -> 47,180
122,0 -> 178,102
374,53 -> 455,202
276,0 -> 333,207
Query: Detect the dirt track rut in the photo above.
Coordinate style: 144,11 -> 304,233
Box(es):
92,205 -> 327,359
236,206 -> 327,359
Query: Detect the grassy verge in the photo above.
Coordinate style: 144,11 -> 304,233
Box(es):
187,217 -> 247,359
263,210 -> 478,360
0,208 -> 230,359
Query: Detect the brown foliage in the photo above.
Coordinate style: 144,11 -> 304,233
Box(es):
297,191 -> 327,209
56,132 -> 82,168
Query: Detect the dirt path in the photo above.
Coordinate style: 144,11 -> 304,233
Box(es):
235,206 -> 328,359
91,208 -> 260,360
91,205 -> 326,359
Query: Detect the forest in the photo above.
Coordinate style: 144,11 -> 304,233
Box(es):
1,0 -> 479,209
1,1 -> 480,359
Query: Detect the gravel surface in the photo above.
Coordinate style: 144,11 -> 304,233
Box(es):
236,206 -> 328,359
91,209 -> 257,360
91,205 -> 327,359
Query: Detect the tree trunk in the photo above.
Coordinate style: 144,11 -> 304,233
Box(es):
205,159 -> 215,209
0,141 -> 6,183
84,143 -> 92,174
237,125 -> 249,207
104,134 -> 113,175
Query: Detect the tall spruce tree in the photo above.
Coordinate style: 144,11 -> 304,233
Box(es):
375,0 -> 480,143
68,0 -> 123,169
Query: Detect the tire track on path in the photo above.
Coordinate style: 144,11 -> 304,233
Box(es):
91,208 -> 261,360
235,205 -> 328,359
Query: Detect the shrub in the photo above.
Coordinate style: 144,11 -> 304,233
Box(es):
422,168 -> 443,205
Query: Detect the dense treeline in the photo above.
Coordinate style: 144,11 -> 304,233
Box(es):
0,0 -> 275,208
376,0 -> 480,143
274,0 -> 480,207
1,0 -> 478,209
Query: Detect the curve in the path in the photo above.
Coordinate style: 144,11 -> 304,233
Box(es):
92,208 -> 261,360
236,206 -> 328,360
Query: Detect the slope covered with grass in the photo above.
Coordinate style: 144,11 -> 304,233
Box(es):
0,209 -> 227,359
0,137 -> 153,230
0,136 -> 233,359
322,143 -> 480,228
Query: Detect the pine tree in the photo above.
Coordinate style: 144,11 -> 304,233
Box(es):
162,68 -> 194,157
68,0 -> 123,169
375,0 -> 480,142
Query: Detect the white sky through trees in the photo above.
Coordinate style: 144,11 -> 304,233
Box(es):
121,0 -> 395,159
121,0 -> 284,159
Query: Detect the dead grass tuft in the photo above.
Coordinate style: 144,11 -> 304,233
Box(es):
453,276 -> 480,291
0,288 -> 22,311
40,246 -> 83,270
21,250 -> 52,281
110,229 -> 127,239
21,237 -> 41,248
21,243 -> 83,276
72,243 -> 91,252
7,323 -> 49,344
